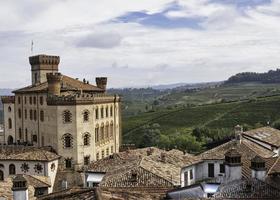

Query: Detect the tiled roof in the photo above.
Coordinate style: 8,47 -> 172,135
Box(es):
214,178 -> 280,199
88,147 -> 194,186
268,157 -> 280,175
0,146 -> 60,161
38,187 -> 97,200
13,75 -> 103,93
24,175 -> 51,188
243,127 -> 280,147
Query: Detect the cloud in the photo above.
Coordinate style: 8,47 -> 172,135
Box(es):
76,32 -> 122,49
0,0 -> 280,88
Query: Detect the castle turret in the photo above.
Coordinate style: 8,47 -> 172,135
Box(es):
29,54 -> 60,85
96,77 -> 107,90
12,175 -> 28,200
47,73 -> 62,96
224,148 -> 242,183
251,155 -> 266,181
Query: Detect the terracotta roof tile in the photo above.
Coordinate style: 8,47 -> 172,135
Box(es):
0,146 -> 60,161
14,75 -> 103,93
243,127 -> 280,147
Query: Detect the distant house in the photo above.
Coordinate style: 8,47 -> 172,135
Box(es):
0,146 -> 60,199
167,126 -> 280,199
84,147 -> 195,200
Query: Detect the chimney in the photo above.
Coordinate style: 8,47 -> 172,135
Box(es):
234,125 -> 243,144
96,77 -> 107,90
161,152 -> 166,162
251,155 -> 266,181
224,148 -> 242,183
12,175 -> 28,200
47,73 -> 62,96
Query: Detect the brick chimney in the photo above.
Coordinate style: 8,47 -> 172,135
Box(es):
96,77 -> 107,90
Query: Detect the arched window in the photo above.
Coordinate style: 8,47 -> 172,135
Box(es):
63,134 -> 73,148
18,109 -> 22,119
40,110 -> 44,122
95,108 -> 99,119
34,110 -> 37,121
95,125 -> 99,143
110,106 -> 113,117
40,96 -> 44,105
9,164 -> 16,175
110,122 -> 114,138
63,110 -> 72,123
0,170 -> 3,181
83,110 -> 90,122
101,124 -> 104,141
105,123 -> 109,139
30,110 -> 33,120
83,133 -> 90,146
25,129 -> 28,141
19,128 -> 22,139
8,106 -> 11,112
101,107 -> 104,118
105,107 -> 109,117
8,118 -> 12,129
7,135 -> 13,145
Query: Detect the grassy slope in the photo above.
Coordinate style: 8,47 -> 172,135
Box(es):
123,95 -> 280,144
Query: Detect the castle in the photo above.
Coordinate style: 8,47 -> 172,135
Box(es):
1,54 -> 122,169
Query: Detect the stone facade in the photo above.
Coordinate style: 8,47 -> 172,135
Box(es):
1,54 -> 121,170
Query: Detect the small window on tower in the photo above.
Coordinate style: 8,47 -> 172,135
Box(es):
83,110 -> 89,122
63,110 -> 72,123
8,106 -> 12,112
34,73 -> 38,83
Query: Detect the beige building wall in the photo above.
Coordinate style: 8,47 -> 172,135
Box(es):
3,103 -> 15,144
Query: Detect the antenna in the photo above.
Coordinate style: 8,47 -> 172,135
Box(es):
31,40 -> 34,55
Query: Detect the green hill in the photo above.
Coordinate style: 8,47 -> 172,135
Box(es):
123,95 -> 280,153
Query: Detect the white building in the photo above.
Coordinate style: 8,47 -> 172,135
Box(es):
0,146 -> 60,199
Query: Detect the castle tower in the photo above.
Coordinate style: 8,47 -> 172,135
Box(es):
12,175 -> 28,200
47,73 -> 63,96
251,155 -> 266,181
224,148 -> 242,183
29,54 -> 60,85
96,77 -> 107,90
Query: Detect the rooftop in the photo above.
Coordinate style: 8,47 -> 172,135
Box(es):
88,147 -> 194,186
0,146 -> 60,161
13,75 -> 104,94
243,127 -> 280,147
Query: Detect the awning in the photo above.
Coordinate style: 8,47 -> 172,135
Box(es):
86,173 -> 105,183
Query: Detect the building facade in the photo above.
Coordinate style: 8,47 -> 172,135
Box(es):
1,54 -> 122,169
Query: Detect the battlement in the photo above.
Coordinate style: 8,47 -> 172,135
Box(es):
47,93 -> 120,105
47,73 -> 63,83
29,54 -> 60,66
1,96 -> 15,104
96,77 -> 108,90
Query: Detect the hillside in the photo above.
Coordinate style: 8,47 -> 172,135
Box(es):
225,69 -> 280,84
123,95 -> 280,153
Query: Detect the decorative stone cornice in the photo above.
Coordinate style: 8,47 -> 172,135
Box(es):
1,96 -> 15,104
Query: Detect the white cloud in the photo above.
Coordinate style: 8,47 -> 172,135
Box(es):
0,0 -> 280,88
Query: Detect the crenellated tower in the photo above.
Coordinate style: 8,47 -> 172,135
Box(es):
29,54 -> 60,85
47,73 -> 63,96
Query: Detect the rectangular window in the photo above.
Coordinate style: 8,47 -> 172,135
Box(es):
111,146 -> 114,154
208,163 -> 215,178
40,96 -> 44,105
18,96 -> 21,104
65,158 -> 72,169
33,96 -> 37,105
84,156 -> 90,165
220,164 -> 225,173
190,169 -> 193,180
24,96 -> 27,104
106,107 -> 108,117
29,96 -> 32,105
184,171 -> 189,186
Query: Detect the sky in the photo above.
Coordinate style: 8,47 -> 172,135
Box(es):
0,0 -> 280,88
